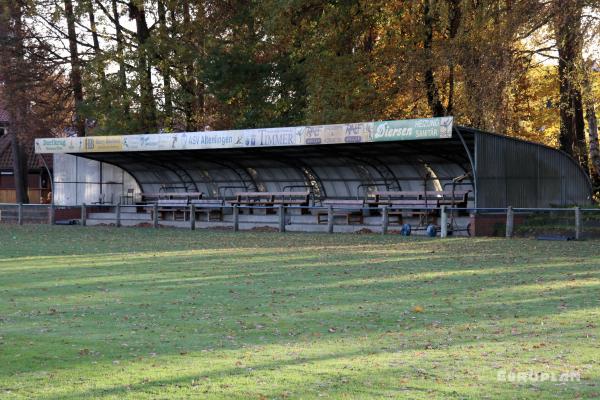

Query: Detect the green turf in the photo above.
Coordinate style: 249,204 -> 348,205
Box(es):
1,226 -> 599,399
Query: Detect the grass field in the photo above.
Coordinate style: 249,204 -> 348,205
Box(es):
1,226 -> 599,399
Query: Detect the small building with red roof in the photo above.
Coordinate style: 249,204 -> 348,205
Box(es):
0,99 -> 52,203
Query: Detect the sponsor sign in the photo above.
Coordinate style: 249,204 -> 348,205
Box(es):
84,136 -> 123,152
301,123 -> 370,145
371,117 -> 453,142
35,117 -> 453,154
35,137 -> 84,153
258,128 -> 302,147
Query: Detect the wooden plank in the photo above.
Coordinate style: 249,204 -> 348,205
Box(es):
141,192 -> 203,200
190,199 -> 223,205
372,190 -> 471,198
322,199 -> 364,205
236,191 -> 309,197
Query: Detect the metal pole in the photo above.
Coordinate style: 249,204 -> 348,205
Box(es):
278,205 -> 285,233
49,203 -> 55,225
327,205 -> 334,234
506,206 -> 514,238
190,204 -> 196,230
381,206 -> 389,235
17,203 -> 23,225
81,203 -> 87,226
116,203 -> 121,227
233,205 -> 239,232
153,203 -> 159,229
440,205 -> 448,238
575,206 -> 581,240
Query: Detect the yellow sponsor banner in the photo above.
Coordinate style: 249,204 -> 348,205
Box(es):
84,136 -> 124,152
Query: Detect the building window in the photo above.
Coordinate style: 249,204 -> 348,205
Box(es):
0,127 -> 5,136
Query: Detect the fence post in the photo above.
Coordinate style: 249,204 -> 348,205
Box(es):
233,205 -> 239,232
575,206 -> 581,240
278,205 -> 286,233
81,203 -> 87,226
116,203 -> 121,227
190,204 -> 196,230
153,203 -> 159,229
17,203 -> 23,225
440,206 -> 448,238
506,206 -> 514,238
327,205 -> 334,234
381,206 -> 389,235
49,203 -> 55,225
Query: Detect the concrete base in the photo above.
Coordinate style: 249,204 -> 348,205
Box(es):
85,209 -> 471,236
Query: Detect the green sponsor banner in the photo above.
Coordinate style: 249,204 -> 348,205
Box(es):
371,117 -> 453,141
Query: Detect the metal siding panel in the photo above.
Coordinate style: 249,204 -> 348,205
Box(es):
475,132 -> 592,208
476,134 -> 507,207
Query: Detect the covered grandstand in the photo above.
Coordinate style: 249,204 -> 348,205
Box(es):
35,117 -> 592,234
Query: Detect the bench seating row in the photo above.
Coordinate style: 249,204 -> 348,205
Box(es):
140,190 -> 471,224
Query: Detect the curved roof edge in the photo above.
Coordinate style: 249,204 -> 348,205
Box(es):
458,125 -> 594,195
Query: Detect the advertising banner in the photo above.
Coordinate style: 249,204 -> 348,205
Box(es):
35,117 -> 453,154
371,117 -> 453,142
84,136 -> 123,152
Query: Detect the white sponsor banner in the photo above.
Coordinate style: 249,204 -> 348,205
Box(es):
35,117 -> 453,154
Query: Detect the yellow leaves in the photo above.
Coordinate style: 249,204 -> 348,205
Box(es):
412,305 -> 424,313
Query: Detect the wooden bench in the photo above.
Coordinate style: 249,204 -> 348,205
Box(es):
368,190 -> 471,208
230,191 -> 310,214
368,192 -> 435,225
155,199 -> 189,221
272,191 -> 310,207
231,192 -> 275,206
368,190 -> 471,225
435,190 -> 471,208
190,199 -> 224,221
317,199 -> 365,225
141,192 -> 203,203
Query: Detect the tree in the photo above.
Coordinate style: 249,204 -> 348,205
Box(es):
555,0 -> 587,169
584,60 -> 600,186
128,0 -> 157,132
0,0 -> 70,203
1,0 -> 31,204
63,0 -> 84,135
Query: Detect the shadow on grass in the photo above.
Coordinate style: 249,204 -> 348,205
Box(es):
1,226 -> 599,398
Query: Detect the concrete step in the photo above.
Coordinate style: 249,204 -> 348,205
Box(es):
88,212 -> 152,221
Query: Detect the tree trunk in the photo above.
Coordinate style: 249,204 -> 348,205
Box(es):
64,0 -> 85,136
88,0 -> 104,74
556,0 -> 588,170
129,1 -> 157,132
587,104 -> 600,184
1,1 -> 29,203
111,0 -> 129,114
87,0 -> 109,111
193,5 -> 206,130
10,131 -> 29,204
445,0 -> 461,115
157,0 -> 173,125
584,63 -> 600,187
423,0 -> 445,117
182,2 -> 195,131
